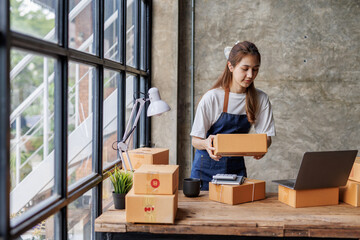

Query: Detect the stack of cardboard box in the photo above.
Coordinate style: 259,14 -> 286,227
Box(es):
340,157 -> 360,207
278,185 -> 339,208
123,148 -> 169,170
126,164 -> 179,224
209,179 -> 266,205
210,134 -> 267,205
277,156 -> 360,208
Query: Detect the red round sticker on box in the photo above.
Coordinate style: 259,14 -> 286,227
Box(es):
151,178 -> 160,188
144,205 -> 155,213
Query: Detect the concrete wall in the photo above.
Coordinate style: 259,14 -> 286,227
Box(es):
151,1 -> 178,165
176,0 -> 360,192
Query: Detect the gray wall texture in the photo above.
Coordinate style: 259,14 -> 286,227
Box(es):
151,1 -> 178,165
175,0 -> 360,192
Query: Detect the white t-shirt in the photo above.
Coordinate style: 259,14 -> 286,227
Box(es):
190,88 -> 276,139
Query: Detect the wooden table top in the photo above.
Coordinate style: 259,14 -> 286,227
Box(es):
95,191 -> 360,239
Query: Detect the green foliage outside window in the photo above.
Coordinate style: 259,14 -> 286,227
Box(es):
10,0 -> 55,40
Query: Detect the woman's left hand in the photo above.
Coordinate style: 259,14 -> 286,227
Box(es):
253,136 -> 271,160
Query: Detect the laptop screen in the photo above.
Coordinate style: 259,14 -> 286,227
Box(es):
293,150 -> 358,190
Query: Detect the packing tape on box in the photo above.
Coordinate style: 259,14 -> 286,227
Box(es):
245,179 -> 255,202
214,184 -> 224,202
134,149 -> 150,155
219,185 -> 224,202
133,154 -> 145,159
146,171 -> 160,194
143,196 -> 156,222
140,149 -> 152,152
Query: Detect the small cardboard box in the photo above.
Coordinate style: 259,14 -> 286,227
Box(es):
134,164 -> 179,195
349,157 -> 360,182
125,188 -> 178,224
278,185 -> 339,208
209,179 -> 266,205
123,148 -> 169,170
213,134 -> 267,156
340,180 -> 360,207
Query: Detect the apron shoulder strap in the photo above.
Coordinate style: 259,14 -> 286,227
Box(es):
223,88 -> 230,113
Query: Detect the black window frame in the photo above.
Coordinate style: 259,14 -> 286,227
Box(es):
0,0 -> 152,239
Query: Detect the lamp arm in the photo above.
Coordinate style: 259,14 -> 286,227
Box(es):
129,97 -> 149,136
118,97 -> 149,171
122,97 -> 149,142
123,99 -> 140,142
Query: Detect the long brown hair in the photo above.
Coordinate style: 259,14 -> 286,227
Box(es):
211,41 -> 261,124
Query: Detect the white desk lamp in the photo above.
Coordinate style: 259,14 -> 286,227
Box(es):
117,87 -> 170,171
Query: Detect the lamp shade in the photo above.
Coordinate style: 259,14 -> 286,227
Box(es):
147,87 -> 171,117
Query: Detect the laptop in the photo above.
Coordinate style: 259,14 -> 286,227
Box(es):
272,150 -> 358,190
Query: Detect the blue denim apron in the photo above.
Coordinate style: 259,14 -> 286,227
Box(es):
190,88 -> 251,190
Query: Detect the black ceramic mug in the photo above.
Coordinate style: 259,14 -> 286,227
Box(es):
183,178 -> 202,197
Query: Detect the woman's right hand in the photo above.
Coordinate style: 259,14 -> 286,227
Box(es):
204,135 -> 221,161
192,135 -> 221,161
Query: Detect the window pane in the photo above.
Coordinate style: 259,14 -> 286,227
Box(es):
10,0 -> 57,42
102,177 -> 113,212
68,189 -> 93,240
126,0 -> 135,67
69,0 -> 96,55
125,74 -> 135,151
104,0 -> 120,62
68,62 -> 94,188
103,69 -> 118,169
15,214 -> 55,240
10,48 -> 55,218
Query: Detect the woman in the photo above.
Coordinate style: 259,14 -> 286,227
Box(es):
190,41 -> 276,190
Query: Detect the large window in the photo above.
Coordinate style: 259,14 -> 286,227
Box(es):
0,0 -> 152,239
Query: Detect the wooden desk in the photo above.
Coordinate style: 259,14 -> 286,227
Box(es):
95,191 -> 360,239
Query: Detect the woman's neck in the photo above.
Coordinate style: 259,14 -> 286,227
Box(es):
229,84 -> 246,94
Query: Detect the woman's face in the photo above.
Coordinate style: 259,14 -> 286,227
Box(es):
228,54 -> 260,92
